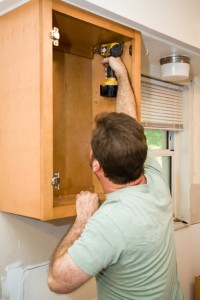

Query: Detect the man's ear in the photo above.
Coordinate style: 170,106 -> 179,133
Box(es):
92,159 -> 101,173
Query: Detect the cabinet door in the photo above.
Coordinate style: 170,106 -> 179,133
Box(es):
0,0 -> 44,219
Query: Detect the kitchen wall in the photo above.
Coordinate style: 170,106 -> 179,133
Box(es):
0,213 -> 97,300
1,212 -> 200,300
1,1 -> 200,299
175,224 -> 200,300
62,0 -> 200,49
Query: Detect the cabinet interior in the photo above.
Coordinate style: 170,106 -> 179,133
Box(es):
52,10 -> 133,210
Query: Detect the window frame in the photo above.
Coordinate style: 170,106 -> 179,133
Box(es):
141,76 -> 190,226
150,134 -> 179,217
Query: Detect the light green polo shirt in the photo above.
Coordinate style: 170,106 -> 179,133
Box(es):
68,151 -> 184,300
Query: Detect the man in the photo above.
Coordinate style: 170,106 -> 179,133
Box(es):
48,57 -> 184,300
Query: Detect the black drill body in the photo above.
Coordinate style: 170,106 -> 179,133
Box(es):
94,42 -> 123,97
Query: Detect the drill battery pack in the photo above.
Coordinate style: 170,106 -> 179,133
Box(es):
100,66 -> 118,97
100,81 -> 118,97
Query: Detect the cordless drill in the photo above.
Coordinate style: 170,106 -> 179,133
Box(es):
94,42 -> 123,97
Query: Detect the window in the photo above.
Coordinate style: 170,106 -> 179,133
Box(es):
141,76 -> 189,223
145,129 -> 172,190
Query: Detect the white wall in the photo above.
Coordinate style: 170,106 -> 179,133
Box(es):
175,224 -> 200,300
1,212 -> 200,300
1,1 -> 200,299
0,213 -> 71,298
62,0 -> 200,49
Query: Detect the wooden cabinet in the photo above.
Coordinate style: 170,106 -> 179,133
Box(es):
0,0 -> 141,220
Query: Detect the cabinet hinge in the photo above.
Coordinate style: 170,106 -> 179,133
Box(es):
50,27 -> 60,46
51,172 -> 60,190
129,45 -> 132,56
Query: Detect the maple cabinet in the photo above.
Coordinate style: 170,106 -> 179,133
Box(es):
0,0 -> 141,220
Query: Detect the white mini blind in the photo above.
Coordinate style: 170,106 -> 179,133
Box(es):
141,76 -> 184,130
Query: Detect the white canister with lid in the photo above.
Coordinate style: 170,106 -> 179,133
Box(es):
160,55 -> 190,81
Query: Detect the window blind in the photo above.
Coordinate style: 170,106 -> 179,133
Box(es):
141,76 -> 184,130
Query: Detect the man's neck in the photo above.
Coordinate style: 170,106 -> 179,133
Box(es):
100,174 -> 147,194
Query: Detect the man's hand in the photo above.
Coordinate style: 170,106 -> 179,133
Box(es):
76,191 -> 100,222
101,57 -> 127,79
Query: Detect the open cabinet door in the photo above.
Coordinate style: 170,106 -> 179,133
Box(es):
0,0 -> 44,219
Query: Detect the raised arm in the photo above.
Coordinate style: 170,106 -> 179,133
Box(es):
48,191 -> 99,294
101,57 -> 137,120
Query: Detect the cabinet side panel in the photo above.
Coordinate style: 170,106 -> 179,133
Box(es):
131,31 -> 141,121
0,1 -> 41,218
53,51 -> 93,197
39,0 -> 54,220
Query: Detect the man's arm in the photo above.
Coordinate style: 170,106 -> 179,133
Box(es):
48,191 -> 100,294
102,57 -> 137,120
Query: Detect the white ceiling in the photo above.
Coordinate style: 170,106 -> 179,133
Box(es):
0,0 -> 30,16
1,0 -> 200,80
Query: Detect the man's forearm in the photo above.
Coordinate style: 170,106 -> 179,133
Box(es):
50,217 -> 87,268
48,192 -> 99,294
102,57 -> 137,120
116,72 -> 137,120
48,216 -> 91,294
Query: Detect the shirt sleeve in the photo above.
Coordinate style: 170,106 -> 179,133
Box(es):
68,210 -> 125,276
144,149 -> 165,179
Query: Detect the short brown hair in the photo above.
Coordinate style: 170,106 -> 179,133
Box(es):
91,112 -> 147,184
